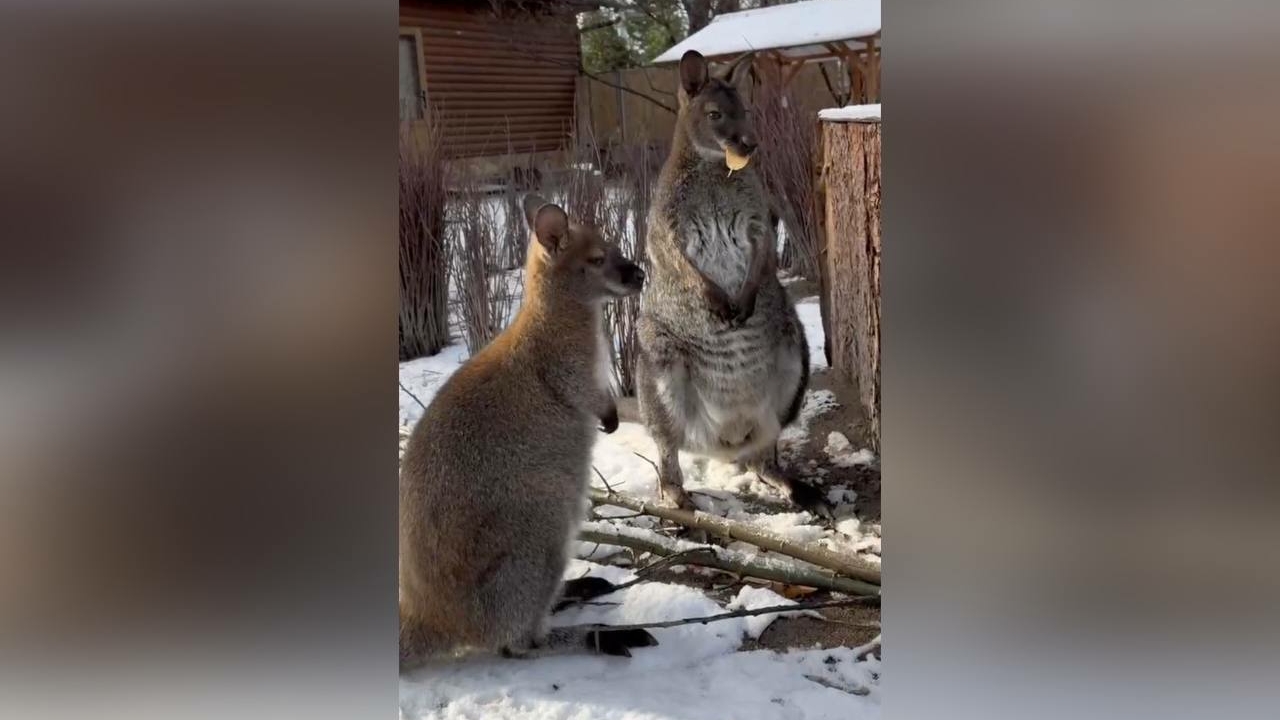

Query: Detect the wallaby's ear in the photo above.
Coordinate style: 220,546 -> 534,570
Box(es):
525,196 -> 568,254
523,193 -> 549,228
679,50 -> 709,96
721,52 -> 754,87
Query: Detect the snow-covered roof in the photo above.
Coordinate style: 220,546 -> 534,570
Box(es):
819,103 -> 881,122
652,0 -> 880,64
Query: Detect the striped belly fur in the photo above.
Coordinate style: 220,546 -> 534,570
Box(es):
659,316 -> 787,461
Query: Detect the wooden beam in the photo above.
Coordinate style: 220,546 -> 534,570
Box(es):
848,51 -> 866,104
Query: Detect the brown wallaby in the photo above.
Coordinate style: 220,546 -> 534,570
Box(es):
399,196 -> 654,670
636,50 -> 828,516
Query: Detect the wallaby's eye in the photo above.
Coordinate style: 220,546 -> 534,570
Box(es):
588,256 -> 605,267
707,110 -> 722,121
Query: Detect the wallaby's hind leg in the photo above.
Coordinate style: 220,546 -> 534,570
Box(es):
745,446 -> 832,519
503,624 -> 659,659
656,441 -> 694,511
637,337 -> 695,511
475,536 -> 570,656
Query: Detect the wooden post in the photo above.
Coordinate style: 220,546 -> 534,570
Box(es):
848,51 -> 866,104
820,114 -> 882,451
813,118 -> 833,368
865,38 -> 880,102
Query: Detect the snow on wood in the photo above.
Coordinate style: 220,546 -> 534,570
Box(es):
652,0 -> 881,64
819,103 -> 882,122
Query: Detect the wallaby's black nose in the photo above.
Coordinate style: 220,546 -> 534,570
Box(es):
738,136 -> 757,154
625,264 -> 645,288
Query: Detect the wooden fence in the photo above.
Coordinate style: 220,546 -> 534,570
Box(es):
576,61 -> 850,148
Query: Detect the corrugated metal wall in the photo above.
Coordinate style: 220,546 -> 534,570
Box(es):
401,1 -> 579,158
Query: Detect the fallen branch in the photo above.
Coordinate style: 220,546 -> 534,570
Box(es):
854,634 -> 882,661
579,523 -> 879,597
588,487 -> 881,586
576,597 -> 874,633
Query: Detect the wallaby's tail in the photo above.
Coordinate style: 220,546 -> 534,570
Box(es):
527,625 -> 659,659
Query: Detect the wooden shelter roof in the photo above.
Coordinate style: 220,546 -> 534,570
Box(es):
651,0 -> 880,65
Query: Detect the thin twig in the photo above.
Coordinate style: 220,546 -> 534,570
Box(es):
631,451 -> 661,476
592,465 -> 616,494
398,381 -> 427,413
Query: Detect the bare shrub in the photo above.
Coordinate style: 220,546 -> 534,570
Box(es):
753,79 -> 821,280
448,170 -> 524,355
546,131 -> 668,397
399,121 -> 451,360
604,139 -> 665,396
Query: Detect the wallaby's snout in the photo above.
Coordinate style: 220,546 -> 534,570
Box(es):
613,257 -> 645,296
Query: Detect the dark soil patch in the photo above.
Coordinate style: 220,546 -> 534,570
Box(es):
793,369 -> 881,522
742,601 -> 880,653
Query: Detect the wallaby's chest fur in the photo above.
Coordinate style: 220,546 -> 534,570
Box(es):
673,165 -> 769,297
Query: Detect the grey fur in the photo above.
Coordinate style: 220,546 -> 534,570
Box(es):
636,51 -> 822,513
399,198 -> 653,670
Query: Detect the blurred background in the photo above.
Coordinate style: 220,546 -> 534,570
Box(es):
0,2 -> 399,718
1,0 -> 1278,718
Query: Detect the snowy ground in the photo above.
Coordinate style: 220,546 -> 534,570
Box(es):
399,273 -> 881,720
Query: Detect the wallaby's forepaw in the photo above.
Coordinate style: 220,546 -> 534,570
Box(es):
585,627 -> 659,657
555,576 -> 619,611
731,291 -> 757,326
704,284 -> 736,322
599,404 -> 619,434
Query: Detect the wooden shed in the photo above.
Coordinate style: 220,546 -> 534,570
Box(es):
399,1 -> 580,158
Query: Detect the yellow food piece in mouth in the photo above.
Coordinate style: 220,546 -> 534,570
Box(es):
724,148 -> 750,172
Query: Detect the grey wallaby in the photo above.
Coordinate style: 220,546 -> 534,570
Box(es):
636,50 -> 827,516
399,196 -> 655,670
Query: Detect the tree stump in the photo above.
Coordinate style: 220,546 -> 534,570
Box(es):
819,113 -> 881,451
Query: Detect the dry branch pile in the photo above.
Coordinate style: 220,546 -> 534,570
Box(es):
584,487 -> 881,597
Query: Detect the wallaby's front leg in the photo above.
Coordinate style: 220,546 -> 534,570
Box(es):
693,266 -> 736,322
659,223 -> 737,322
731,219 -> 773,325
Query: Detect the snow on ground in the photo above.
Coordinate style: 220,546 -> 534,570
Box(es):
794,296 -> 828,370
399,273 -> 880,720
401,560 -> 881,719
